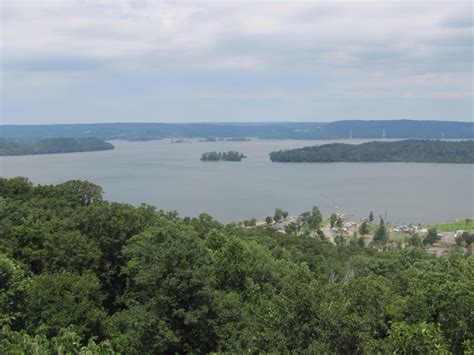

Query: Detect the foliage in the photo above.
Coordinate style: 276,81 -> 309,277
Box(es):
269,139 -> 474,163
0,138 -> 114,156
455,231 -> 474,246
373,218 -> 389,244
200,151 -> 246,161
273,208 -> 288,222
369,211 -> 374,222
359,221 -> 369,236
0,177 -> 472,354
424,228 -> 441,245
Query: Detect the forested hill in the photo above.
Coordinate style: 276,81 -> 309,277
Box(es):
269,140 -> 474,163
0,138 -> 114,156
1,177 -> 473,353
1,119 -> 473,140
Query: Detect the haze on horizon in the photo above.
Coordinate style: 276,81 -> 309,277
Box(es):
1,0 -> 473,125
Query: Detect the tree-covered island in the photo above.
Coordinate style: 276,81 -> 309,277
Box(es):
0,138 -> 114,156
269,139 -> 474,163
201,151 -> 246,161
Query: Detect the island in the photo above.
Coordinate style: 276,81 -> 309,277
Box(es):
269,139 -> 474,163
201,151 -> 246,161
0,137 -> 114,156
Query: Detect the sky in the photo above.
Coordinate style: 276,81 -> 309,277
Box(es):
0,0 -> 472,124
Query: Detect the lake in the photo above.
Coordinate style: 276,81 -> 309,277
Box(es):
1,139 -> 473,224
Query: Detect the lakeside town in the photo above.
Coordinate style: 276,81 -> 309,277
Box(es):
246,209 -> 474,256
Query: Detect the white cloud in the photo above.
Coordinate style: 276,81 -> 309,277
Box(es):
0,0 -> 472,123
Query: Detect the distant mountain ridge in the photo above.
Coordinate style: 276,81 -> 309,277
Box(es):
1,120 -> 472,140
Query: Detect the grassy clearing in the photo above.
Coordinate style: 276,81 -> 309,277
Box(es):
427,219 -> 474,232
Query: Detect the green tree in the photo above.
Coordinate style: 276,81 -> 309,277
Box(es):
359,221 -> 369,236
265,216 -> 273,225
24,272 -> 106,339
274,208 -> 286,222
368,211 -> 374,222
423,228 -> 440,245
408,233 -> 423,247
373,218 -> 388,244
383,322 -> 448,354
0,254 -> 28,328
316,229 -> 325,241
111,222 -> 216,353
334,234 -> 346,247
330,213 -> 338,228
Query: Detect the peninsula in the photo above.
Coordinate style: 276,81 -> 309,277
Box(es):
0,137 -> 114,156
269,140 -> 474,163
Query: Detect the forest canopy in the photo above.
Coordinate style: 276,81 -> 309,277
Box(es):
0,177 -> 473,353
269,139 -> 474,163
0,138 -> 114,156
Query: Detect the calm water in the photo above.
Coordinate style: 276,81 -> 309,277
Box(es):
1,139 -> 473,224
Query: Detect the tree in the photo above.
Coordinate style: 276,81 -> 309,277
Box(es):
408,233 -> 423,247
383,322 -> 448,354
373,218 -> 388,244
316,229 -> 325,241
334,234 -> 346,247
112,223 -> 216,353
243,219 -> 256,227
455,231 -> 474,246
56,180 -> 103,206
265,216 -> 273,225
368,211 -> 374,222
330,213 -> 338,228
359,221 -> 369,236
24,272 -> 106,339
423,228 -> 440,245
311,207 -> 323,228
274,208 -> 287,222
0,254 -> 28,328
336,217 -> 343,230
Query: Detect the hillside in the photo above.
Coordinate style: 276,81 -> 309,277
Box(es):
0,177 -> 472,353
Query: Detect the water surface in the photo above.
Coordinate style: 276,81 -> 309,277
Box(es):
1,139 -> 472,224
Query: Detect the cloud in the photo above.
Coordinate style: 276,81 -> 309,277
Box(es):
0,0 -> 472,123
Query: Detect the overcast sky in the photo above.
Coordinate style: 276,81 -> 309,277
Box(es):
1,0 -> 472,124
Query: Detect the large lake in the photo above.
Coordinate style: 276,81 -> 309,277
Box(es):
1,139 -> 473,224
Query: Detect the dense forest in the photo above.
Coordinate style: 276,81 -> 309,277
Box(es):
0,138 -> 114,156
201,151 -> 246,161
1,177 -> 473,353
269,140 -> 474,163
1,120 -> 473,140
